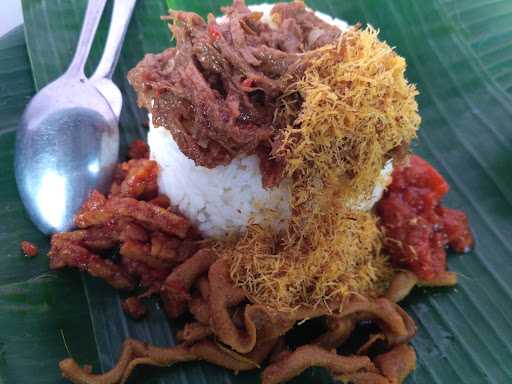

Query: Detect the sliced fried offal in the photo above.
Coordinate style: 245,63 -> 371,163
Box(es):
189,295 -> 210,324
59,337 -> 279,384
385,271 -> 418,303
208,259 -> 294,353
49,240 -> 134,290
176,322 -> 213,344
261,345 -> 376,384
385,270 -> 457,303
337,372 -> 391,384
313,297 -> 416,350
59,339 -> 195,384
161,249 -> 217,318
340,298 -> 416,346
418,271 -> 457,287
336,344 -> 417,384
375,344 -> 416,383
313,316 -> 357,349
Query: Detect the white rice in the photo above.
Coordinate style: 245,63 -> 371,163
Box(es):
148,121 -> 291,237
148,4 -> 390,237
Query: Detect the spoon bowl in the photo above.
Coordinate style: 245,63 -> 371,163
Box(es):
15,0 -> 137,235
15,76 -> 119,234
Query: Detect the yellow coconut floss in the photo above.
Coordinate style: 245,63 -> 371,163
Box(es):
225,26 -> 421,313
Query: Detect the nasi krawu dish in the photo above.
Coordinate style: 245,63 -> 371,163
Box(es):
49,1 -> 474,383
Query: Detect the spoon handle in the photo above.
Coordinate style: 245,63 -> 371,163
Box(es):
66,0 -> 108,78
91,0 -> 138,80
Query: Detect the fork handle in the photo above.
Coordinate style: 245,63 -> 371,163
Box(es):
91,0 -> 138,80
66,0 -> 108,78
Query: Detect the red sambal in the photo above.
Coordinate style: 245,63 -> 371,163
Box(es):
377,155 -> 474,281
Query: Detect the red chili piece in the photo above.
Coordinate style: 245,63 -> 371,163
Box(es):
21,241 -> 38,257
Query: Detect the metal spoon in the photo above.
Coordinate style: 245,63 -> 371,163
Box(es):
15,0 -> 137,235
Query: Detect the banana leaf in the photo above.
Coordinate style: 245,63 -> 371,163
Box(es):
0,0 -> 510,382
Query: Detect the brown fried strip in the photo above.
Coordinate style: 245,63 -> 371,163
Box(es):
261,345 -> 376,384
386,269 -> 457,303
161,248 -> 217,318
314,316 -> 357,349
208,259 -> 294,354
189,295 -> 210,325
118,159 -> 158,200
108,197 -> 190,238
385,270 -> 418,303
49,241 -> 134,290
336,372 -> 390,384
150,233 -> 181,263
418,271 -> 457,287
127,139 -> 149,160
59,339 -> 196,384
339,298 -> 416,345
148,194 -> 171,209
374,344 -> 416,383
337,344 -> 417,384
312,297 -> 416,350
60,337 -> 276,384
75,193 -> 190,239
122,297 -> 147,320
176,322 -> 213,344
196,275 -> 210,300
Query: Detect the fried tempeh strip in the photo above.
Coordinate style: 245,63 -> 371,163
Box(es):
150,233 -> 180,260
261,345 -> 376,384
74,191 -> 111,228
49,241 -> 134,290
118,159 -> 158,199
54,220 -> 149,252
120,239 -> 179,271
161,248 -> 217,318
148,194 -> 171,209
75,193 -> 190,239
108,197 -> 190,238
51,229 -> 117,251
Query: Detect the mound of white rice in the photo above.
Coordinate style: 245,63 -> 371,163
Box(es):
148,121 -> 291,237
148,4 -> 390,237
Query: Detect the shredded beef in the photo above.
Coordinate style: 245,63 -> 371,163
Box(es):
127,0 -> 342,187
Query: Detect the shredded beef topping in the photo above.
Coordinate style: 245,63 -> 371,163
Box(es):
128,0 -> 342,186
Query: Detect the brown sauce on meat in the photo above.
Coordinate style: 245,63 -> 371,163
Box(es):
127,1 -> 342,187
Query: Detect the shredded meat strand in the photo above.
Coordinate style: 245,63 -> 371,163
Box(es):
127,0 -> 343,187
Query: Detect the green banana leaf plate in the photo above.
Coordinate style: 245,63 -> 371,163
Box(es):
1,0 -> 512,383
